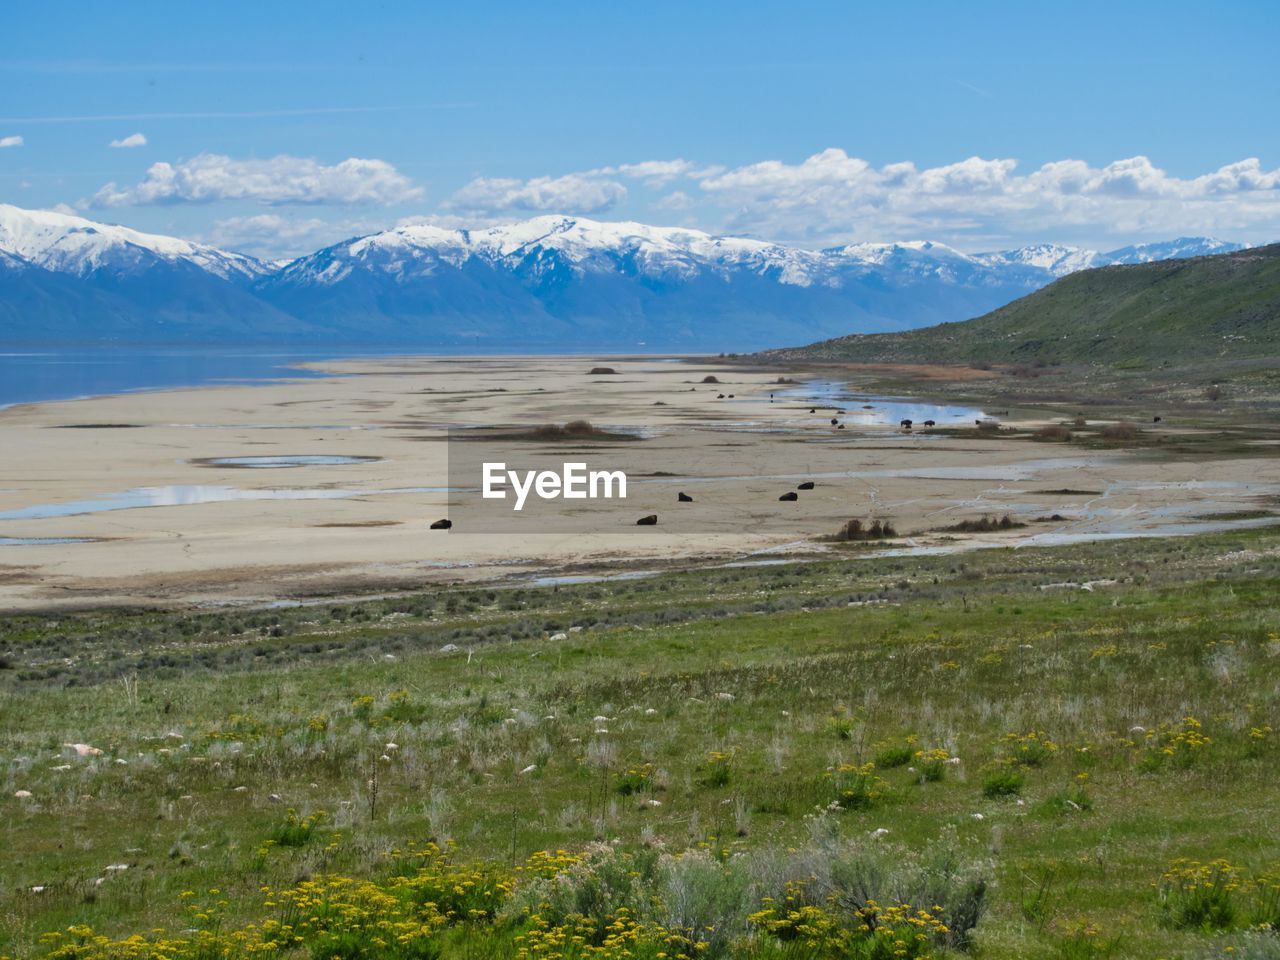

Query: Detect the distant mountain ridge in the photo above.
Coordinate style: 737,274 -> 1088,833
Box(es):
0,203 -> 1249,350
764,244 -> 1280,367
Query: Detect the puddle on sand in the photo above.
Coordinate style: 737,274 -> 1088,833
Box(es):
195,455 -> 383,468
0,536 -> 100,546
0,484 -> 452,520
775,380 -> 987,424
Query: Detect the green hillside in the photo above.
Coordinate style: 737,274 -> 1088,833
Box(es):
767,243 -> 1280,366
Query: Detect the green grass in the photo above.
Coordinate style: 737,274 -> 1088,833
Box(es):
763,243 -> 1280,368
2,529 -> 1278,959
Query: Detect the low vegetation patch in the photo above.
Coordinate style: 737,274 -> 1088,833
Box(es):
2,530 -> 1278,959
936,514 -> 1026,533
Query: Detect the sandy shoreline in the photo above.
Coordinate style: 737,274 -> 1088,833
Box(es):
1,355 -> 1277,611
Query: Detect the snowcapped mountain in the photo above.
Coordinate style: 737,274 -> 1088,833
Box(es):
0,204 -> 268,280
1100,237 -> 1242,265
0,204 -> 1249,349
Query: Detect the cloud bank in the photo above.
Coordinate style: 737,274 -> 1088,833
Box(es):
0,135 -> 23,148
109,132 -> 147,148
94,153 -> 422,206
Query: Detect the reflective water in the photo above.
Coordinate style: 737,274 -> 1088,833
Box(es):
0,484 -> 450,520
0,536 -> 99,546
0,349 -> 351,408
199,455 -> 383,468
776,379 -> 987,424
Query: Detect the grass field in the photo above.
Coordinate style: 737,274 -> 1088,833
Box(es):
3,529 -> 1279,959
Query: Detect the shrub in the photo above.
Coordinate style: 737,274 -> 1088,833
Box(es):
833,518 -> 898,541
982,768 -> 1025,797
874,746 -> 914,769
914,748 -> 951,783
700,751 -> 733,788
830,762 -> 886,810
1037,424 -> 1074,442
616,763 -> 655,796
265,809 -> 327,847
701,375 -> 721,384
1100,420 -> 1139,441
1157,859 -> 1242,930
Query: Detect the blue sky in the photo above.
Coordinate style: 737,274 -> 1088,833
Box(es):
3,0 -> 1278,257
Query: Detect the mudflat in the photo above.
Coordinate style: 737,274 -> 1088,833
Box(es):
0,355 -> 1276,610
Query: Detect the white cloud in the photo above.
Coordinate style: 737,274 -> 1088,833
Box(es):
444,173 -> 626,216
205,213 -> 382,259
0,134 -> 23,148
591,159 -> 724,187
694,149 -> 1280,247
109,132 -> 147,148
93,152 -> 422,206
655,190 -> 694,211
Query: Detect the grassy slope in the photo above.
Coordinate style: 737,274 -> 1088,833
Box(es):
3,529 -> 1279,958
763,244 -> 1280,367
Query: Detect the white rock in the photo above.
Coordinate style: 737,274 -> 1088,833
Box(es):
870,827 -> 890,839
971,813 -> 985,820
65,743 -> 102,757
439,644 -> 460,653
714,692 -> 735,701
549,632 -> 568,641
104,863 -> 129,872
385,742 -> 399,750
269,794 -> 283,803
519,764 -> 537,775
14,789 -> 32,798
233,786 -> 248,792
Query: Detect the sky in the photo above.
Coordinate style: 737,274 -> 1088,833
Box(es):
2,0 -> 1279,259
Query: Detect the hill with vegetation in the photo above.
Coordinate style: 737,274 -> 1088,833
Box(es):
764,243 -> 1280,367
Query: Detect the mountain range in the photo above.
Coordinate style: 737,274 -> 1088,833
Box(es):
0,203 -> 1247,351
766,244 -> 1280,367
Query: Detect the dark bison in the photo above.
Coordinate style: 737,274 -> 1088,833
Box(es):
678,492 -> 693,502
429,518 -> 452,530
779,491 -> 799,501
1153,415 -> 1162,423
588,366 -> 618,375
923,419 -> 936,427
900,419 -> 913,429
830,418 -> 839,426
636,514 -> 658,526
797,481 -> 815,490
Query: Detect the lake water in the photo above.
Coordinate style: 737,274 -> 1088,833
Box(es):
0,348 -> 347,408
777,379 -> 986,424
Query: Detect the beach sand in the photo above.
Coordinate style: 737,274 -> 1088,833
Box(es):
1,355 -> 1276,610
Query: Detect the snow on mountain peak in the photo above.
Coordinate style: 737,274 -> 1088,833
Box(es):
0,203 -> 266,280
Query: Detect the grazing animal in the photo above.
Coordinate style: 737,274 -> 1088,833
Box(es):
809,407 -> 816,413
837,423 -> 846,429
797,481 -> 815,490
636,514 -> 658,526
429,519 -> 452,530
728,394 -> 735,398
900,418 -> 913,429
923,419 -> 936,427
975,419 -> 982,426
1153,415 -> 1162,423
830,418 -> 839,425
779,491 -> 799,501
717,393 -> 726,399
678,492 -> 693,502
